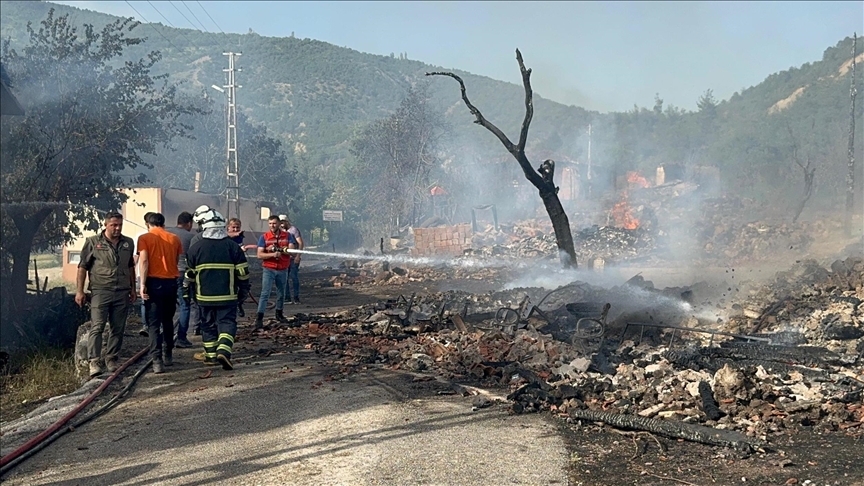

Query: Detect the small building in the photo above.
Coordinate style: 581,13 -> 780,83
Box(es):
61,188 -> 273,284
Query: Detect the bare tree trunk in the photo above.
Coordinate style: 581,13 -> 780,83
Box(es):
8,208 -> 54,310
427,50 -> 578,267
792,165 -> 815,223
786,124 -> 816,224
846,33 -> 858,236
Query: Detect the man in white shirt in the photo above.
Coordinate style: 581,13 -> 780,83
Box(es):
280,215 -> 304,305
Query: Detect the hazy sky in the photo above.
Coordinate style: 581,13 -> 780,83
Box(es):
54,1 -> 863,112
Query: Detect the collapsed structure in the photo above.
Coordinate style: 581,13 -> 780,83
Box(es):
246,249 -> 862,453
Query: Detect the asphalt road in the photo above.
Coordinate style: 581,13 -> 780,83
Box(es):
2,343 -> 569,485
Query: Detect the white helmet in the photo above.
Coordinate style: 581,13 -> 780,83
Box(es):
199,209 -> 227,229
193,205 -> 213,225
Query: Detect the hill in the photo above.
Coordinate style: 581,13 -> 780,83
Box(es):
1,1 -> 860,226
0,0 -> 594,165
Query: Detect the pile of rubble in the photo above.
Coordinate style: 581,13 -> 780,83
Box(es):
466,221 -> 658,264
635,189 -> 824,264
319,260 -> 507,288
731,257 -> 863,355
572,225 -> 657,264
252,258 -> 863,450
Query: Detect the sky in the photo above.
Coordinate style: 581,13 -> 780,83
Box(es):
53,1 -> 863,113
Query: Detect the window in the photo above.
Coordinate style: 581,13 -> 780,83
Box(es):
67,251 -> 81,265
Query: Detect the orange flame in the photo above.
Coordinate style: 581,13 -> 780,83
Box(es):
626,171 -> 650,188
611,191 -> 640,230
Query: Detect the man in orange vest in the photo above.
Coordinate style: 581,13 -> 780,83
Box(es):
137,212 -> 183,373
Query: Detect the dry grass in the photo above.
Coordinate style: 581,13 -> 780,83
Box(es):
0,348 -> 82,423
31,253 -> 61,269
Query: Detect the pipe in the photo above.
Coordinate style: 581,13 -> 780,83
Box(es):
0,346 -> 149,470
0,355 -> 154,477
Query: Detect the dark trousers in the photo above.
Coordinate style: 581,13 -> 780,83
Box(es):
190,300 -> 202,334
200,304 -> 238,361
88,289 -> 130,362
285,262 -> 300,301
144,277 -> 177,362
174,276 -> 190,341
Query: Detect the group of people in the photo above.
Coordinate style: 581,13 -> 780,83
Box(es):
75,206 -> 304,378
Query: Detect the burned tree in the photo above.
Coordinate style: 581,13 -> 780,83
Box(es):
427,50 -> 578,267
786,124 -> 816,223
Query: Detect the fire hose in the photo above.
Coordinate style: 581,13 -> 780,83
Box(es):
0,346 -> 152,476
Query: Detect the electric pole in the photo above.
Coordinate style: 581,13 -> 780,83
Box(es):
846,34 -> 858,237
586,123 -> 593,198
223,52 -> 242,220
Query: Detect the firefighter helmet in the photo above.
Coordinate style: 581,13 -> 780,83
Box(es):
199,209 -> 226,229
193,205 -> 212,225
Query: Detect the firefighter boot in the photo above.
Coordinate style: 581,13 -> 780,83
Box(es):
254,313 -> 264,330
275,309 -> 288,324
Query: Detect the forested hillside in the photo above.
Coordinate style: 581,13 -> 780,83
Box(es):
1,1 -> 860,238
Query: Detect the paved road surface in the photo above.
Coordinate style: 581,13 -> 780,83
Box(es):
2,343 -> 569,485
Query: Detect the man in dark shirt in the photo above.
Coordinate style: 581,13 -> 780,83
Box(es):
185,209 -> 250,370
165,212 -> 195,348
75,211 -> 136,377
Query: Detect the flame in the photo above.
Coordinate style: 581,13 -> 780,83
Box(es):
626,171 -> 650,188
611,191 -> 640,230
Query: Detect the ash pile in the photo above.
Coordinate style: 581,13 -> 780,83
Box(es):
250,258 -> 863,451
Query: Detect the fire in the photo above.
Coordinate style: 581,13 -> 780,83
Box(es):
611,191 -> 640,230
626,171 -> 650,188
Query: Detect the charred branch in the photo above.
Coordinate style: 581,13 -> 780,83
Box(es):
567,408 -> 765,452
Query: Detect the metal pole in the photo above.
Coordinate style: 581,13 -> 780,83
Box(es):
846,33 -> 858,236
223,52 -> 242,220
587,124 -> 593,198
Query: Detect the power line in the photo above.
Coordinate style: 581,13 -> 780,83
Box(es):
180,0 -> 210,33
168,1 -> 200,32
145,0 -> 197,46
145,0 -> 178,28
123,0 -> 182,52
179,0 -> 231,51
195,0 -> 232,46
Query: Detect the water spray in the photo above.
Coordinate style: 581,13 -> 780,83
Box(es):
280,248 -> 524,270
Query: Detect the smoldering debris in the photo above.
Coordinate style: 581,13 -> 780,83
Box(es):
243,257 -> 863,451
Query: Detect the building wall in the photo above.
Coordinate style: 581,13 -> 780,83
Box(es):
412,224 -> 472,257
62,188 -> 273,284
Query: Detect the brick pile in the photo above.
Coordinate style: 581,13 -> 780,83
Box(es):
412,224 -> 472,257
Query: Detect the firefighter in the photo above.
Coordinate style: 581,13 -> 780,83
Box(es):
184,208 -> 250,370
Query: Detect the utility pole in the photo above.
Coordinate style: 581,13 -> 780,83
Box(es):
586,123 -> 593,198
223,52 -> 242,220
846,34 -> 858,237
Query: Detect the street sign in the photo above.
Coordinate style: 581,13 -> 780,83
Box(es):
323,210 -> 343,222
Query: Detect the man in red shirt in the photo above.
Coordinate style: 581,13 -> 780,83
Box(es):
254,215 -> 297,330
137,212 -> 183,373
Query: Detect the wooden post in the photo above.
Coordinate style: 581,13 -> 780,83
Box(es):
32,258 -> 40,294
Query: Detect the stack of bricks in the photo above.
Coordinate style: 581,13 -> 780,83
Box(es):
412,224 -> 473,257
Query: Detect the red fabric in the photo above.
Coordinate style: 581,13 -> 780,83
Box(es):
260,230 -> 292,270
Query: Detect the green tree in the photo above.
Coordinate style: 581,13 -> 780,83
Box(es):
0,10 -> 199,307
345,83 -> 447,242
150,98 -> 298,210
